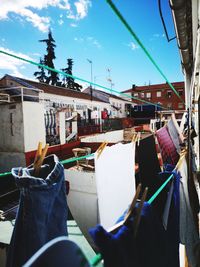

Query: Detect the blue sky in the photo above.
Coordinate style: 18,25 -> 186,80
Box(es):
0,0 -> 183,93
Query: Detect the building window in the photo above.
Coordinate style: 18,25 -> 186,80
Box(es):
178,103 -> 184,109
167,91 -> 172,98
178,90 -> 183,96
134,93 -> 138,97
146,92 -> 151,98
157,91 -> 161,97
141,92 -> 145,98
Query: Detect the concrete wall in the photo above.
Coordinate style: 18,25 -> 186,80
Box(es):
0,103 -> 24,152
23,101 -> 46,152
0,152 -> 26,172
80,129 -> 124,143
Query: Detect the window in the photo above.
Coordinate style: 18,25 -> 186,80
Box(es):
141,92 -> 145,98
134,93 -> 138,97
178,103 -> 184,109
146,92 -> 151,98
178,90 -> 183,96
157,91 -> 161,97
167,91 -> 172,98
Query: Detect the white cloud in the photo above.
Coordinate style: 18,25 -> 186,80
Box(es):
66,0 -> 91,20
70,23 -> 78,27
153,33 -> 160,38
0,47 -> 33,78
74,36 -> 101,49
127,42 -> 138,50
58,19 -> 64,25
0,0 -> 91,32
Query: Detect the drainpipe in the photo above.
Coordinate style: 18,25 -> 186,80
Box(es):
170,0 -> 193,75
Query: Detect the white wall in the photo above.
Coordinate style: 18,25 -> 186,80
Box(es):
80,129 -> 124,143
23,102 -> 46,152
0,103 -> 24,152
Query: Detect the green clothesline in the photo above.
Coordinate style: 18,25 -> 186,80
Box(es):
89,172 -> 174,266
0,153 -> 95,178
106,0 -> 185,105
0,49 -> 168,110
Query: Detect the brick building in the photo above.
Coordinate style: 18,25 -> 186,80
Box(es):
122,81 -> 185,111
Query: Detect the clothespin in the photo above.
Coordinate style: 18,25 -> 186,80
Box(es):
131,132 -> 137,143
108,184 -> 148,236
33,142 -> 49,176
96,141 -> 108,159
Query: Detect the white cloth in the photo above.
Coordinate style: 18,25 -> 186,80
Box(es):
178,155 -> 199,267
95,142 -> 136,229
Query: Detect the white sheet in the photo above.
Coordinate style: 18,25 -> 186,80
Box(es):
95,142 -> 136,229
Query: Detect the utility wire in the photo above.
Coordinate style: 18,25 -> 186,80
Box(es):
0,49 -> 168,109
106,0 -> 185,105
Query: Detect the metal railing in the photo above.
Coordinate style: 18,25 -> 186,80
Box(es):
0,87 -> 43,103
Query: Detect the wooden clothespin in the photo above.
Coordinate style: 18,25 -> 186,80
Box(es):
33,142 -> 49,176
96,141 -> 108,159
131,132 -> 137,143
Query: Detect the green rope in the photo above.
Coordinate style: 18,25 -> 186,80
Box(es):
106,0 -> 185,105
0,49 -> 167,109
0,153 -> 95,178
147,173 -> 174,204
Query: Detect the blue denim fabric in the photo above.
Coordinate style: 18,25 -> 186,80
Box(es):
6,154 -> 68,267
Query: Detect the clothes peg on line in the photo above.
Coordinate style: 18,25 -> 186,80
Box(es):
33,142 -> 49,176
96,141 -> 108,159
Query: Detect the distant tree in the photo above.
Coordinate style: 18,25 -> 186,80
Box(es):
40,29 -> 59,85
34,58 -> 47,83
61,58 -> 82,91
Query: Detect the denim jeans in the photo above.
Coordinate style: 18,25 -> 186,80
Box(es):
6,154 -> 68,267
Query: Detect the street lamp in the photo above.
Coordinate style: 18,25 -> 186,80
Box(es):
87,59 -> 93,101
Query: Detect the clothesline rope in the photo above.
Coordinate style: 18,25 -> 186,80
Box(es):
0,49 -> 168,110
0,153 -> 95,178
106,0 -> 185,105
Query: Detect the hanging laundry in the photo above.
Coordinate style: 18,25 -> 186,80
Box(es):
156,126 -> 179,166
136,134 -> 161,196
95,142 -> 136,230
177,155 -> 199,267
167,115 -> 182,153
6,155 -> 68,267
23,236 -> 90,267
90,173 -> 180,267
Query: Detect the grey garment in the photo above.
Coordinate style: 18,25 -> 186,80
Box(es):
178,156 -> 199,267
162,179 -> 174,230
167,119 -> 181,153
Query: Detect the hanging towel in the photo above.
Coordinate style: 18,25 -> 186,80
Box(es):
156,126 -> 179,166
95,142 -> 136,230
6,154 -> 68,267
